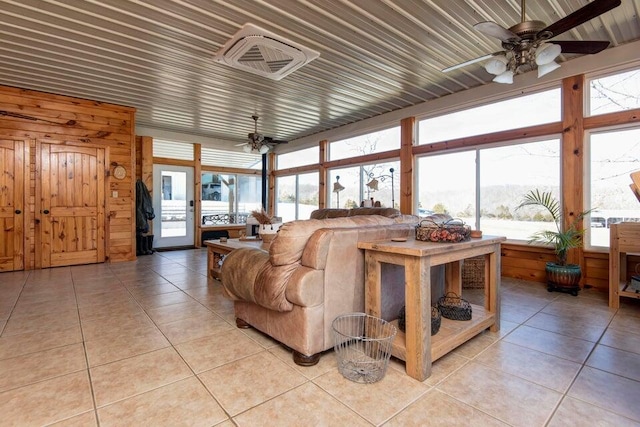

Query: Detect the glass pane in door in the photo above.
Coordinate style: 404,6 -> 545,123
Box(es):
160,170 -> 187,237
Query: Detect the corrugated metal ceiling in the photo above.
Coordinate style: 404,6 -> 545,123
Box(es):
0,0 -> 638,148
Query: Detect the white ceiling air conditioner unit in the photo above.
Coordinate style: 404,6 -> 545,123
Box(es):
213,23 -> 320,81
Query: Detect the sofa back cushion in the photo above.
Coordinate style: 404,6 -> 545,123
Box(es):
269,215 -> 397,266
309,207 -> 401,220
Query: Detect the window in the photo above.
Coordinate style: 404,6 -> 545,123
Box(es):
278,146 -> 319,169
328,167 -> 361,209
328,161 -> 399,210
417,151 -> 476,224
416,139 -> 560,240
201,172 -> 262,225
480,139 -> 560,240
588,67 -> 640,116
587,127 -> 640,248
418,89 -> 561,144
329,127 -> 400,161
276,172 -> 319,222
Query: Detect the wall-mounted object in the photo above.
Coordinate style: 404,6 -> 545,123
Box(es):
113,165 -> 126,180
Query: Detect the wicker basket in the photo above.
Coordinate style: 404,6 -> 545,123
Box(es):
415,218 -> 471,243
462,256 -> 486,289
437,292 -> 472,321
398,306 -> 441,336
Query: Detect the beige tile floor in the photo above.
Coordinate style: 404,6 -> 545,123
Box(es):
1,248 -> 639,426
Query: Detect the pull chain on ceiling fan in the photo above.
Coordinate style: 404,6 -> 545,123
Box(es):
443,0 -> 621,84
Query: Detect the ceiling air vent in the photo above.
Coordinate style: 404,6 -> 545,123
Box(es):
213,23 -> 319,81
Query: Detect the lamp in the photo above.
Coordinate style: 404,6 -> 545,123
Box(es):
366,167 -> 395,208
243,138 -> 270,154
483,42 -> 562,84
333,175 -> 345,208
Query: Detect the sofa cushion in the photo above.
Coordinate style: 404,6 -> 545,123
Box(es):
269,215 -> 397,267
309,207 -> 401,219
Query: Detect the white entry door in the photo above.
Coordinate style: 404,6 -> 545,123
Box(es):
152,165 -> 195,248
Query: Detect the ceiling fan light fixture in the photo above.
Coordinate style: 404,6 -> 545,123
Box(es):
259,144 -> 270,154
535,43 -> 562,65
493,70 -> 514,84
243,144 -> 252,153
484,56 -> 509,75
538,60 -> 561,78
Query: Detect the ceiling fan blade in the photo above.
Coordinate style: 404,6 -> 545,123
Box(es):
442,52 -> 502,73
474,22 -> 519,43
549,40 -> 610,54
539,0 -> 621,38
263,137 -> 288,144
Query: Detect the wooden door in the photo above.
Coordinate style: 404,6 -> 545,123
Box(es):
0,139 -> 25,271
39,143 -> 105,267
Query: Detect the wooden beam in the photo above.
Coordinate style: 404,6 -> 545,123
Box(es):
319,140 -> 328,209
562,74 -> 585,269
400,117 -> 415,214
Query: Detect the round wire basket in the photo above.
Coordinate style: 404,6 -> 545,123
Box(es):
332,313 -> 397,383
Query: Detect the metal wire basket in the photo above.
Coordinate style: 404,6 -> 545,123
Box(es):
332,313 -> 397,383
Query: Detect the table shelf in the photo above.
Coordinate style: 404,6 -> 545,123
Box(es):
390,304 -> 495,362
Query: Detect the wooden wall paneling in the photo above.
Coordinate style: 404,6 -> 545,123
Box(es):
141,136 -> 153,189
584,251 -> 609,290
400,117 -> 415,214
135,136 -> 143,181
561,75 -> 586,270
0,84 -> 136,268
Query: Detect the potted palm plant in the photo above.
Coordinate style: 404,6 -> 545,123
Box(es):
516,189 -> 591,296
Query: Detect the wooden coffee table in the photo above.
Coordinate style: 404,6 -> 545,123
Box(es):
204,238 -> 267,280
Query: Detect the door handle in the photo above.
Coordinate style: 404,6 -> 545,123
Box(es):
43,209 -> 50,214
189,200 -> 194,207
15,209 -> 21,214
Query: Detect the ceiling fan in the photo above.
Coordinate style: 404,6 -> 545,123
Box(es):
236,115 -> 287,154
442,0 -> 621,83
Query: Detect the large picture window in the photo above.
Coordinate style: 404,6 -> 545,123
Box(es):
587,127 -> 640,248
276,172 -> 319,222
416,139 -> 560,240
418,89 -> 561,145
329,127 -> 400,161
588,67 -> 640,116
201,172 -> 261,225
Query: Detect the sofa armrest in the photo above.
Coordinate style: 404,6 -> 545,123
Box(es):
220,248 -> 270,303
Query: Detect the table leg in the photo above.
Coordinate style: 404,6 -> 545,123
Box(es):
364,252 -> 382,318
488,245 -> 500,332
207,246 -> 214,280
445,261 -> 462,295
404,256 -> 431,381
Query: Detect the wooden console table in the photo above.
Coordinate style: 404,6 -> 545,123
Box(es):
358,235 -> 505,381
204,238 -> 267,280
609,222 -> 640,308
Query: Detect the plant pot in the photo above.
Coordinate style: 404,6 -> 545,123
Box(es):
545,262 -> 581,296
